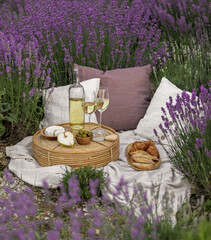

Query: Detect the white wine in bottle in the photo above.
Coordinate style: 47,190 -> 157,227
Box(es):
69,98 -> 85,125
69,68 -> 85,130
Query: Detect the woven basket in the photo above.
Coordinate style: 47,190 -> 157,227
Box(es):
32,123 -> 119,168
126,143 -> 161,171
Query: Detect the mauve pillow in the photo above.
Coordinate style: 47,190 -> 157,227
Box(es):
74,64 -> 104,81
74,64 -> 151,131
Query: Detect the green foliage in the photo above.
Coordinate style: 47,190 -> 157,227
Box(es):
62,166 -> 107,200
155,82 -> 211,198
99,209 -> 211,240
155,220 -> 211,240
155,221 -> 182,240
182,220 -> 211,240
0,90 -> 17,138
0,57 -> 49,138
203,199 -> 211,213
176,197 -> 211,232
169,119 -> 211,198
152,40 -> 210,93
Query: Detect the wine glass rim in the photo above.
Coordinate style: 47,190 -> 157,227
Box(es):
96,87 -> 109,98
84,89 -> 96,93
98,87 -> 108,90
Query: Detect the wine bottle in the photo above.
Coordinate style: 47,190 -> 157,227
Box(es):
68,67 -> 85,130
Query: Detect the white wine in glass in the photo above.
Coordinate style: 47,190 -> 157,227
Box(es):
81,90 -> 97,131
94,98 -> 109,112
93,88 -> 109,141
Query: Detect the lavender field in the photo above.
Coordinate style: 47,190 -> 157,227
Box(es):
0,0 -> 210,239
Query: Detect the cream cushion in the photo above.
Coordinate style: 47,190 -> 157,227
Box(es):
40,78 -> 100,128
134,77 -> 185,140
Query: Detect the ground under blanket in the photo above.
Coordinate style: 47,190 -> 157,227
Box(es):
6,130 -> 190,221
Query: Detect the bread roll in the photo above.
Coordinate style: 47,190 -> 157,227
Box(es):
105,134 -> 117,141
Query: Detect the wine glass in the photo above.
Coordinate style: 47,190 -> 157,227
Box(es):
93,88 -> 109,141
81,90 -> 97,132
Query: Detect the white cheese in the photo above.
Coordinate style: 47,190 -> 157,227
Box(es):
45,126 -> 65,136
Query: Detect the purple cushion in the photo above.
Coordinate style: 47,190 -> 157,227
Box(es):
74,64 -> 151,131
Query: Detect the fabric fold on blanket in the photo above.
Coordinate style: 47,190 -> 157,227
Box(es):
6,130 -> 190,220
6,136 -> 71,187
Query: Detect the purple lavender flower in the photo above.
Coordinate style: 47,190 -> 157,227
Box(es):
131,228 -> 139,239
195,138 -> 204,148
6,66 -> 11,73
89,178 -> 99,196
187,150 -> 193,156
88,228 -> 96,238
205,148 -> 211,158
47,230 -> 59,240
68,175 -> 81,205
3,169 -> 14,184
54,219 -> 63,231
154,83 -> 210,197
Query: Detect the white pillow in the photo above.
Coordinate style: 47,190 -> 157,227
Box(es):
134,77 -> 187,140
40,78 -> 100,128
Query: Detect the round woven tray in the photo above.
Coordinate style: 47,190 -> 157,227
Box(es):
32,123 -> 119,168
126,143 -> 161,171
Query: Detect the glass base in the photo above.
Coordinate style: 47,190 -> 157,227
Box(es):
92,128 -> 106,142
71,125 -> 84,130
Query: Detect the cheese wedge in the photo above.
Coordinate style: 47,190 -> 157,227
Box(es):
45,126 -> 65,137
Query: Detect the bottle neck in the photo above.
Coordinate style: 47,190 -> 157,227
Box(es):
73,69 -> 80,84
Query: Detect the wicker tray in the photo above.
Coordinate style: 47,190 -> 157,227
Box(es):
32,123 -> 119,168
126,143 -> 161,171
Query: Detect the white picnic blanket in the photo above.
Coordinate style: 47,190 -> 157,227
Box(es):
6,130 -> 190,221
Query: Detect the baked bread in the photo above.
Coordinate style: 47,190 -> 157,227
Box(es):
132,162 -> 158,170
131,151 -> 159,163
147,144 -> 159,158
132,154 -> 155,164
105,134 -> 118,141
130,141 -> 151,152
126,140 -> 161,171
130,140 -> 159,158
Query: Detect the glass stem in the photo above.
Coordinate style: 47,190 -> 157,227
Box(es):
99,111 -> 103,129
89,114 -> 91,132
